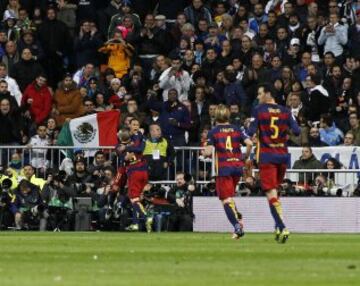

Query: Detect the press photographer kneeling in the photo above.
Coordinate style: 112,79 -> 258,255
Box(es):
42,171 -> 75,231
11,180 -> 48,230
166,172 -> 195,232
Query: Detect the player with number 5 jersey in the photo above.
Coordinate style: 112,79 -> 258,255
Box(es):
248,83 -> 300,243
204,105 -> 253,240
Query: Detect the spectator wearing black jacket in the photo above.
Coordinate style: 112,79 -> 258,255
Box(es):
37,7 -> 72,88
73,20 -> 102,69
0,97 -> 24,169
135,14 -> 169,79
10,48 -> 44,92
157,0 -> 188,22
306,74 -> 331,122
0,97 -> 24,146
242,53 -> 271,109
221,69 -> 247,108
147,88 -> 191,146
348,12 -> 360,58
17,30 -> 45,63
184,0 -> 212,27
98,0 -> 123,38
0,80 -> 18,111
201,47 -> 222,85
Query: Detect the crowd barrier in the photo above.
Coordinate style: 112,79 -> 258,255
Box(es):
252,169 -> 360,195
0,146 -> 359,187
0,145 -> 215,183
193,197 -> 360,233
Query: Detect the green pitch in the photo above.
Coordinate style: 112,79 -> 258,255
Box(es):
0,233 -> 359,286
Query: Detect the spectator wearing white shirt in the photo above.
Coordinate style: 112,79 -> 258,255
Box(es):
28,124 -> 50,174
159,55 -> 191,102
0,62 -> 22,106
318,13 -> 348,61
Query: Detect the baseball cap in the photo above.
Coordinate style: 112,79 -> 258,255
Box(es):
155,15 -> 166,21
290,38 -> 300,46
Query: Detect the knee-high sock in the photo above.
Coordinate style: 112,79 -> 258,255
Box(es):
223,201 -> 241,230
132,202 -> 146,225
268,197 -> 286,231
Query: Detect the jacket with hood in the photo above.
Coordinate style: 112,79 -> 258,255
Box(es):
53,82 -> 84,126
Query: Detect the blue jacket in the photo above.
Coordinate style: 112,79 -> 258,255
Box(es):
319,125 -> 344,146
223,81 -> 247,107
249,15 -> 268,34
148,100 -> 191,138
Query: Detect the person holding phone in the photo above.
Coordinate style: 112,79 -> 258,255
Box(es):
318,13 -> 348,62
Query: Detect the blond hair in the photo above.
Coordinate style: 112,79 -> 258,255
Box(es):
215,104 -> 230,123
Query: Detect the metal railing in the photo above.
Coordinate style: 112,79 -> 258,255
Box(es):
0,145 -> 216,183
252,169 -> 360,195
1,146 -> 359,189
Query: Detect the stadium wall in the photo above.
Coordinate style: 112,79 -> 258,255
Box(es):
193,197 -> 360,233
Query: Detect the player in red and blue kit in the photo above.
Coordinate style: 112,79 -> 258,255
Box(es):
116,118 -> 152,232
248,83 -> 300,243
204,105 -> 253,239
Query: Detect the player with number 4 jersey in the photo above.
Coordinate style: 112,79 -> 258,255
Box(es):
248,83 -> 300,243
204,105 -> 253,240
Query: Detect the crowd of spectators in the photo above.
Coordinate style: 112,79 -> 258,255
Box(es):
1,0 -> 360,230
0,0 -> 359,152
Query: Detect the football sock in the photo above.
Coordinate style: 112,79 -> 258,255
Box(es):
268,197 -> 286,231
132,202 -> 146,225
269,202 -> 279,230
224,201 -> 241,230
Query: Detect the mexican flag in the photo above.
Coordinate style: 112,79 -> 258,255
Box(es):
58,110 -> 120,147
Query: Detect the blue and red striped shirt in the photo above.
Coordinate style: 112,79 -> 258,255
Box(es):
125,132 -> 148,174
248,103 -> 300,164
207,124 -> 249,176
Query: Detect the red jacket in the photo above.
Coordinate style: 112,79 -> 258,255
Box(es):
21,82 -> 52,124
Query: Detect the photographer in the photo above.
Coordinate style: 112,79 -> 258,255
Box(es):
10,180 -> 48,231
166,172 -> 195,232
87,150 -> 111,175
42,171 -> 75,231
67,157 -> 95,197
237,176 -> 262,197
0,178 -> 15,229
93,166 -> 117,230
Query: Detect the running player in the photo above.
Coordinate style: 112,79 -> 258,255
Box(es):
204,105 -> 253,239
248,83 -> 300,243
